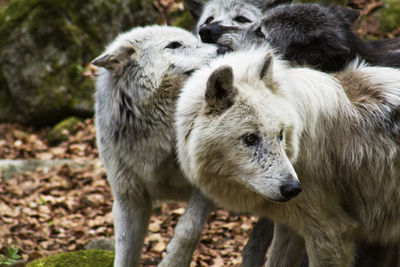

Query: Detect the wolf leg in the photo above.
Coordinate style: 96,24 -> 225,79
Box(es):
113,191 -> 152,267
266,223 -> 306,267
242,218 -> 274,267
304,227 -> 355,267
159,189 -> 213,267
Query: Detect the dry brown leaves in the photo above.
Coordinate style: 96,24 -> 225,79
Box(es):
349,0 -> 400,38
0,119 -> 98,160
0,119 -> 259,266
0,161 -> 113,263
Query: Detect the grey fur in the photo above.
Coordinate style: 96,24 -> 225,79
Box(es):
93,25 -> 218,267
204,3 -> 400,72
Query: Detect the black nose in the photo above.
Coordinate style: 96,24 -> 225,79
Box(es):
280,180 -> 302,200
217,45 -> 231,55
199,24 -> 223,43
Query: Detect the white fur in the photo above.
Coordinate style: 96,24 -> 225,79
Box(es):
176,47 -> 400,267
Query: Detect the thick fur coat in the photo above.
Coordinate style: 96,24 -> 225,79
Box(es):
93,25 -> 218,267
196,2 -> 400,72
184,1 -> 400,265
176,48 -> 400,267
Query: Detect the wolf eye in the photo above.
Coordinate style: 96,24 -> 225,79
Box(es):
125,47 -> 136,55
234,16 -> 251,23
205,16 -> 214,24
255,27 -> 265,38
243,134 -> 259,146
165,41 -> 182,49
278,129 -> 284,142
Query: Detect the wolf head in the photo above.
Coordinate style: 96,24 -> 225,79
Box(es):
184,0 -> 292,40
208,3 -> 362,72
176,49 -> 302,209
92,25 -> 219,95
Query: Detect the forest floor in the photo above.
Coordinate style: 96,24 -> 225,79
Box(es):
0,119 -> 258,266
1,0 -> 399,266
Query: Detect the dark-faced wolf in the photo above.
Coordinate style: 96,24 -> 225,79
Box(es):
191,1 -> 400,72
188,0 -> 400,72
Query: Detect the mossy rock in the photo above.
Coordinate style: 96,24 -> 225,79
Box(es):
26,250 -> 114,267
46,116 -> 82,146
375,0 -> 400,33
173,10 -> 196,30
295,0 -> 348,5
0,0 -> 159,126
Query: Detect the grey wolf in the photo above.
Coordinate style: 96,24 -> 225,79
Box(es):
191,1 -> 400,72
176,48 -> 400,267
93,25 -> 219,267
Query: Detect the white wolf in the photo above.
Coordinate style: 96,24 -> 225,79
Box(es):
93,25 -> 220,267
176,48 -> 400,267
185,0 -> 400,265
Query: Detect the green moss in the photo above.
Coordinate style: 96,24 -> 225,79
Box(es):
295,0 -> 347,4
26,250 -> 114,267
173,10 -> 195,31
377,0 -> 400,33
47,116 -> 82,146
0,0 -> 159,126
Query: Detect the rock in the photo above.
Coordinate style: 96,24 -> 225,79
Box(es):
375,0 -> 400,33
0,158 -> 98,180
0,0 -> 159,126
84,238 -> 115,252
296,0 -> 348,5
46,116 -> 81,146
26,250 -> 114,267
173,10 -> 196,30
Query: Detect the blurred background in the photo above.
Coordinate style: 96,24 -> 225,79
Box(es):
0,0 -> 399,266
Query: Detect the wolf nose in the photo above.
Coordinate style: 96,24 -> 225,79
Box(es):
217,45 -> 231,55
199,24 -> 222,43
280,180 -> 302,200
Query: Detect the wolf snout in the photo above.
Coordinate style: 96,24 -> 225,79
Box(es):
280,179 -> 302,200
199,23 -> 224,44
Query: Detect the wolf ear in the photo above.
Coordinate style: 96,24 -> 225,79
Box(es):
206,65 -> 237,112
92,45 -> 138,71
259,53 -> 274,88
334,6 -> 361,25
92,53 -> 119,71
343,7 -> 361,24
249,0 -> 293,11
183,0 -> 204,20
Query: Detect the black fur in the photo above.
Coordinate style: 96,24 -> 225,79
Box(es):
200,3 -> 400,72
258,4 -> 400,72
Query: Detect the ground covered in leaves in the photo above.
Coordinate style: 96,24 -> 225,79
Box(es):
1,0 -> 399,265
0,119 -> 259,266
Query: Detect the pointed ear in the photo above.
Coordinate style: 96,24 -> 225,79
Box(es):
259,53 -> 274,88
183,0 -> 204,20
333,6 -> 361,25
92,53 -> 119,70
343,7 -> 361,24
92,45 -> 138,71
205,65 -> 237,112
